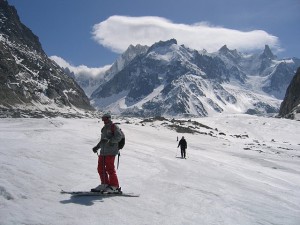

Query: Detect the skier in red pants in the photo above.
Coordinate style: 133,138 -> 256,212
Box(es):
92,113 -> 123,193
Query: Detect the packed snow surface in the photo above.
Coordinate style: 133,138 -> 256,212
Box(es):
0,114 -> 300,225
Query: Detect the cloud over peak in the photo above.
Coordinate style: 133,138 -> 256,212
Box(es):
50,56 -> 110,78
92,15 -> 280,54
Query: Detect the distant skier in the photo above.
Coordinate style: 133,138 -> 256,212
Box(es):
178,136 -> 187,159
91,113 -> 123,193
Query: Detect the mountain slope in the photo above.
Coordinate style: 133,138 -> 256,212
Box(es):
0,0 -> 94,117
279,67 -> 300,119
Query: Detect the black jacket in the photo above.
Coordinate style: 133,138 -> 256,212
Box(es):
178,138 -> 187,149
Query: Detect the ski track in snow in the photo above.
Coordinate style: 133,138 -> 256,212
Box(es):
0,115 -> 300,225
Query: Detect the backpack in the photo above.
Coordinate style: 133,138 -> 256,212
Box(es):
111,123 -> 125,150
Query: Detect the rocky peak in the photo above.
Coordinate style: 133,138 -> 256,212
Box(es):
258,45 -> 277,74
118,43 -> 148,66
260,45 -> 276,60
219,45 -> 229,53
218,45 -> 241,64
147,38 -> 177,53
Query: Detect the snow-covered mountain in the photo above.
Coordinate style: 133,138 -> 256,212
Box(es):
51,44 -> 149,98
90,39 -> 300,117
0,1 -> 94,117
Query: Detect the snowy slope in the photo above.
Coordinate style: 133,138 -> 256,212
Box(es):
0,115 -> 300,225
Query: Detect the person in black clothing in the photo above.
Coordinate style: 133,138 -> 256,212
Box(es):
177,136 -> 187,158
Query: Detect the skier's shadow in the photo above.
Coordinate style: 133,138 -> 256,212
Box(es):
60,195 -> 113,206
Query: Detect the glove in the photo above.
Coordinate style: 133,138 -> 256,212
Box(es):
92,146 -> 99,153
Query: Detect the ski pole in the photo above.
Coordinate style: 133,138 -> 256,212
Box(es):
117,152 -> 120,169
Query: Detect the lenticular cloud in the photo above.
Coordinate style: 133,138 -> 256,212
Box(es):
92,15 -> 280,54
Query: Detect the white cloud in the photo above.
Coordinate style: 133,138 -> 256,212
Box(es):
50,56 -> 111,78
92,15 -> 281,54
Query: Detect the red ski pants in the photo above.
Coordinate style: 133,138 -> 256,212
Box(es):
97,155 -> 119,187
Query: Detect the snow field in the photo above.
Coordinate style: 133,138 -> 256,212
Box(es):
0,115 -> 300,225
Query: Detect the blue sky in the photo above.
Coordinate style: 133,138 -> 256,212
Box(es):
7,0 -> 300,69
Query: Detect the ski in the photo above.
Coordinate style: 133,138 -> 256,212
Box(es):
61,190 -> 139,197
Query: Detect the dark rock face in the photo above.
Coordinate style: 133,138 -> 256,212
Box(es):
262,61 -> 299,99
0,0 -> 94,116
279,67 -> 300,119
